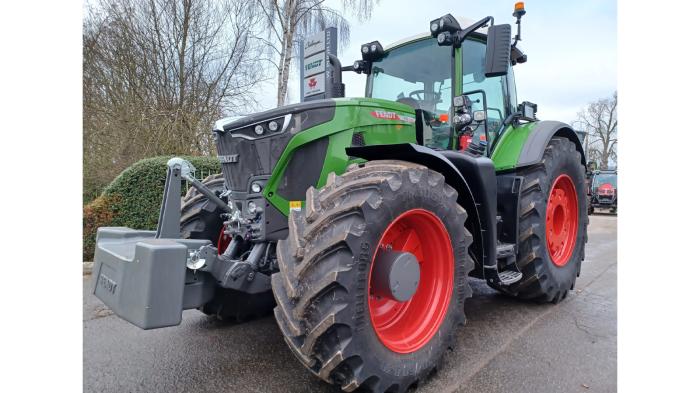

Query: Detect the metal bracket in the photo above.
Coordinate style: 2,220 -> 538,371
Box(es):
196,243 -> 271,294
155,161 -> 185,238
155,157 -> 232,239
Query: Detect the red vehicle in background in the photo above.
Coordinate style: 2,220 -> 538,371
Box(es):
590,169 -> 617,214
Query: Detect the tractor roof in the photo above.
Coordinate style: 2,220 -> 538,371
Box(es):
384,17 -> 488,50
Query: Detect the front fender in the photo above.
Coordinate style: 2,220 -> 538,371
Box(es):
346,143 -> 496,271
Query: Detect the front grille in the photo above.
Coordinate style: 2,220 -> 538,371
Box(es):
215,132 -> 292,192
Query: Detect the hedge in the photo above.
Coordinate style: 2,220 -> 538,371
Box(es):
83,156 -> 221,260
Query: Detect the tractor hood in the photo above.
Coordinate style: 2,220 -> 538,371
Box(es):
212,96 -> 419,239
213,97 -> 416,134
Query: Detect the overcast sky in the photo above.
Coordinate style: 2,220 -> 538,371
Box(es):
259,0 -> 617,126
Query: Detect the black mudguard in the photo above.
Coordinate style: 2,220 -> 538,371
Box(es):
346,143 -> 497,272
517,120 -> 586,167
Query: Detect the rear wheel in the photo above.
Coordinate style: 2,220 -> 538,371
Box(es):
181,174 -> 274,321
273,160 -> 473,393
493,137 -> 587,303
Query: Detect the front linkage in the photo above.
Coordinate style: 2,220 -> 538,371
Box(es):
91,158 -> 271,329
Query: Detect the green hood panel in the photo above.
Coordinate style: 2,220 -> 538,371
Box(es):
264,98 -> 418,215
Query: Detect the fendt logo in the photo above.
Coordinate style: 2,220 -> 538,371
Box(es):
305,59 -> 322,71
98,273 -> 118,295
308,78 -> 317,88
370,110 -> 416,123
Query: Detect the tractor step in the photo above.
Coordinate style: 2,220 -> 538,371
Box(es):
496,243 -> 516,259
497,270 -> 523,285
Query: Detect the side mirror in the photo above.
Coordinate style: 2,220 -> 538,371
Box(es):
485,24 -> 511,77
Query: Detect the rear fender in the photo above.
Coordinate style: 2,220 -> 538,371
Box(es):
518,121 -> 586,167
491,120 -> 586,172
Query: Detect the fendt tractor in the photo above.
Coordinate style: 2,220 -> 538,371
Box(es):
92,3 -> 588,392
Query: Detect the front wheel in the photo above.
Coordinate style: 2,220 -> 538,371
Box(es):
492,137 -> 588,303
273,160 -> 474,393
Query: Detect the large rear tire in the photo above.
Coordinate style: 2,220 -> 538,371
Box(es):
180,174 -> 275,321
273,160 -> 474,393
492,137 -> 588,303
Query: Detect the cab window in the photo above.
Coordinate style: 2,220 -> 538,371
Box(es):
369,38 -> 453,149
461,39 -> 508,145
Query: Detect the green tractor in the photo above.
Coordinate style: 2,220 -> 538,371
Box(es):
91,4 -> 587,392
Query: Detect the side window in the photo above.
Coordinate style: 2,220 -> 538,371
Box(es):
462,39 -> 507,144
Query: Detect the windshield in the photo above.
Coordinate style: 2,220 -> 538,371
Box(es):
368,38 -> 452,148
593,174 -> 617,188
369,38 -> 452,113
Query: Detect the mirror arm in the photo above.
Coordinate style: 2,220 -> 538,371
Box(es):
454,16 -> 494,46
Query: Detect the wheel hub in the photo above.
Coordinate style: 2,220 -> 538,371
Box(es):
545,174 -> 578,266
371,250 -> 421,302
368,209 -> 454,354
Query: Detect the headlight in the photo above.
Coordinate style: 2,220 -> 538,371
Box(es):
225,114 -> 291,139
251,182 -> 262,193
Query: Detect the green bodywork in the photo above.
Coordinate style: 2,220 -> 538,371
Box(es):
262,35 -> 543,217
264,98 -> 418,215
490,122 -> 538,171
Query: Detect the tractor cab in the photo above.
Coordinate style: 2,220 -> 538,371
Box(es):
357,15 -> 521,153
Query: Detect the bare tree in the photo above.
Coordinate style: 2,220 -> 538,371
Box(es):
257,0 -> 377,106
83,0 -> 266,201
576,91 -> 617,170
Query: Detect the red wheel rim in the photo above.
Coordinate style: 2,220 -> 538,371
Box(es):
368,209 -> 453,353
546,174 -> 579,267
217,227 -> 232,255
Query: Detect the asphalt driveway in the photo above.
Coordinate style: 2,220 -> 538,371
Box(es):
83,214 -> 617,393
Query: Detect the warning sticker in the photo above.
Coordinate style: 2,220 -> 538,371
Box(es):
290,201 -> 302,212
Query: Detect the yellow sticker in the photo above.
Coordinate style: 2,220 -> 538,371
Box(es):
290,201 -> 302,212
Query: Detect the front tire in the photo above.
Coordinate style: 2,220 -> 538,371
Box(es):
273,160 -> 474,393
493,137 -> 588,303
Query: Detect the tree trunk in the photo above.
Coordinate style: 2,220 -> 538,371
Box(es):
277,29 -> 295,107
